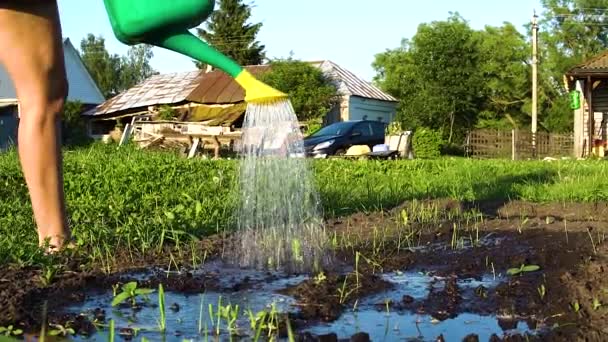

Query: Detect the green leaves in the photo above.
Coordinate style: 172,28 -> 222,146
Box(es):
507,264 -> 541,276
195,0 -> 265,68
112,281 -> 154,307
80,34 -> 156,98
259,59 -> 339,122
0,325 -> 22,336
111,291 -> 132,307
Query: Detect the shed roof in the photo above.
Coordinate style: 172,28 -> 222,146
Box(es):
84,60 -> 397,117
566,51 -> 608,77
311,60 -> 397,102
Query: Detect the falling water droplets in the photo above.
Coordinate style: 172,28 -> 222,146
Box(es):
224,99 -> 331,273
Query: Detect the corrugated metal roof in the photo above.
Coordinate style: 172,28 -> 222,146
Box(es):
84,71 -> 202,116
567,51 -> 608,76
85,60 -> 397,117
187,65 -> 267,104
312,60 -> 398,102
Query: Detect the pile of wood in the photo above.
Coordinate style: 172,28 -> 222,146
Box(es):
125,120 -> 242,158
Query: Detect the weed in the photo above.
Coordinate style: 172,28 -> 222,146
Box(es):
39,263 -> 61,287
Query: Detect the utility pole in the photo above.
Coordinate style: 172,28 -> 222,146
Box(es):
532,11 -> 539,158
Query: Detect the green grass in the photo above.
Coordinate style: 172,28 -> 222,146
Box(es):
1,143 -> 608,267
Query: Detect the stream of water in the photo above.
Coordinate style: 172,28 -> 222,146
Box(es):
225,99 -> 330,273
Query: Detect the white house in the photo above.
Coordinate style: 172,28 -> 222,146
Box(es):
312,60 -> 398,125
0,38 -> 104,149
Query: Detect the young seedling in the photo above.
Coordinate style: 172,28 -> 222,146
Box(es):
0,325 -> 23,337
314,272 -> 326,285
592,298 -> 602,311
571,300 -> 581,313
517,217 -> 529,234
111,281 -> 155,307
587,228 -> 597,255
337,275 -> 356,304
48,323 -> 75,337
507,264 -> 540,276
218,303 -> 239,336
109,319 -> 115,342
157,284 -> 166,333
538,284 -> 546,301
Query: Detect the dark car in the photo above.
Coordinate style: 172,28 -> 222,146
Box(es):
303,120 -> 387,158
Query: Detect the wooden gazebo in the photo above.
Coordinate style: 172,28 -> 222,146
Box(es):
566,51 -> 608,157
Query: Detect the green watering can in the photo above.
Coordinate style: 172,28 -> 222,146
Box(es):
102,0 -> 286,103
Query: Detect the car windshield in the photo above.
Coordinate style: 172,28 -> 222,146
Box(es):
310,122 -> 354,137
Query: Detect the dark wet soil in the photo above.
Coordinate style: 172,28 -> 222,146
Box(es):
1,200 -> 608,341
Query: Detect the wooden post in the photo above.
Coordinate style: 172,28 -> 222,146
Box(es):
188,138 -> 200,159
118,123 -> 132,147
587,76 -> 594,157
512,129 -> 516,160
531,12 -> 539,158
212,136 -> 221,159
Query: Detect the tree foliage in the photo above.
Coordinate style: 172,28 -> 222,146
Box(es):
474,23 -> 531,130
195,0 -> 265,69
259,59 -> 339,122
372,5 -> 598,138
80,34 -> 156,99
373,14 -> 483,143
61,101 -> 90,146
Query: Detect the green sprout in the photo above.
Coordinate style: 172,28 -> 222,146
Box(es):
111,281 -> 155,307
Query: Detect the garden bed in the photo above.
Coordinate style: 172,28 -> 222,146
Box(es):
1,200 -> 606,341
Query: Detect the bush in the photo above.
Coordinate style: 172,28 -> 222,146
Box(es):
412,128 -> 443,159
259,58 -> 339,122
61,101 -> 91,146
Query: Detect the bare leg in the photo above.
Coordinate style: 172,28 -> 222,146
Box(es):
0,1 -> 70,249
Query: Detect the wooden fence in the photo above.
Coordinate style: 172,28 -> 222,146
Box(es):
466,129 -> 574,159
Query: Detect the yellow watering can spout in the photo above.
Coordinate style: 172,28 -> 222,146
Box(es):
235,70 -> 288,103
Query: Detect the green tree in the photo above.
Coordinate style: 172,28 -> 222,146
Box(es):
80,34 -> 123,98
61,101 -> 90,146
374,13 -> 482,143
80,34 -> 156,99
120,44 -> 157,91
259,59 -> 339,122
195,0 -> 265,69
475,23 -> 531,129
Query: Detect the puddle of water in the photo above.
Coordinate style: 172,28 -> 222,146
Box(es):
306,311 -> 532,341
63,268 -> 533,341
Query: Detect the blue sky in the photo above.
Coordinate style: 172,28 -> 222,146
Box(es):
57,0 -> 542,81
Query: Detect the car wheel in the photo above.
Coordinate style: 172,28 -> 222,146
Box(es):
334,149 -> 346,156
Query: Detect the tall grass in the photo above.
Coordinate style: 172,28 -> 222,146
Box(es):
1,143 -> 608,266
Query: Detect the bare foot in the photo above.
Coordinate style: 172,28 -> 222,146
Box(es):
39,233 -> 73,254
